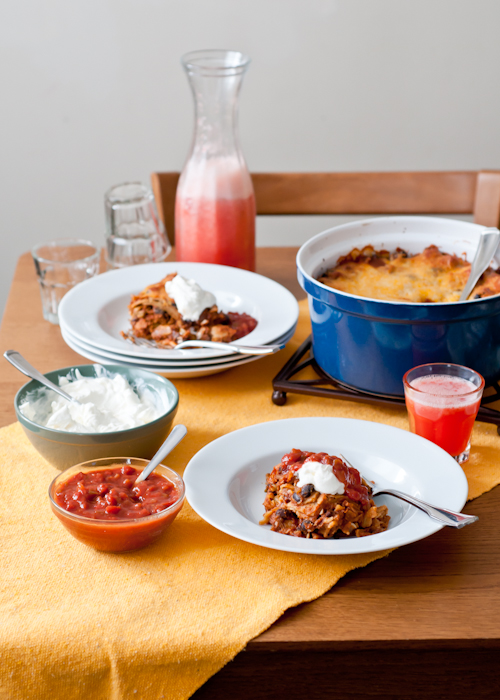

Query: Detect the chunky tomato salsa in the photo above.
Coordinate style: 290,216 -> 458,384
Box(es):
227,311 -> 258,339
280,449 -> 371,506
54,465 -> 181,520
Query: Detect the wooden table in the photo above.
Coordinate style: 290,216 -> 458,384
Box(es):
1,252 -> 499,700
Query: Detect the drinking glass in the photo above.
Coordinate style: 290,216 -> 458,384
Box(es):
403,363 -> 485,463
32,239 -> 100,324
105,182 -> 171,269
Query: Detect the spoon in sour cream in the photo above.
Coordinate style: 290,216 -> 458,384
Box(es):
4,350 -> 81,403
135,424 -> 188,483
3,349 -> 108,429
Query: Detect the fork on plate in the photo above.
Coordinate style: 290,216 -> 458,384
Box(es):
122,332 -> 285,355
339,453 -> 478,529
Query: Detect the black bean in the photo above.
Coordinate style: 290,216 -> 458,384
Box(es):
292,493 -> 301,503
276,508 -> 290,518
301,484 -> 314,498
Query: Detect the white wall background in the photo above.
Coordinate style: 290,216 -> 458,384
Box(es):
2,0 -> 500,316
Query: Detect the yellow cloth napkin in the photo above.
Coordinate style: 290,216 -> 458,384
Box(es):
1,299 -> 500,700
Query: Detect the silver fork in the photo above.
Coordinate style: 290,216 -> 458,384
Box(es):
122,333 -> 158,348
339,453 -> 478,529
122,332 -> 285,355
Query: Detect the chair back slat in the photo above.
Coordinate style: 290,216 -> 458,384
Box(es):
151,171 -> 500,244
151,172 -> 179,246
473,171 -> 500,227
252,172 -> 476,215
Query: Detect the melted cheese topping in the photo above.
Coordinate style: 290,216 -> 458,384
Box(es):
317,245 -> 500,303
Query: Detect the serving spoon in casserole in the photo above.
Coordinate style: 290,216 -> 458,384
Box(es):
459,227 -> 500,301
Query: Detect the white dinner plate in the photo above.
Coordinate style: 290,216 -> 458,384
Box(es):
60,323 -> 297,367
61,329 -> 276,378
58,262 -> 299,361
184,417 -> 469,555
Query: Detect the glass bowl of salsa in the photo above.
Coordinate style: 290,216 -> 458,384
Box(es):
49,457 -> 185,552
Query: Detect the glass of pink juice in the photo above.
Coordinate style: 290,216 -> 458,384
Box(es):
403,363 -> 484,463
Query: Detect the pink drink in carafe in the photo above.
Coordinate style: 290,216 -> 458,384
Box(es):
175,51 -> 256,271
175,159 -> 255,270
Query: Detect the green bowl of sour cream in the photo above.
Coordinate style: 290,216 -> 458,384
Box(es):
15,364 -> 179,470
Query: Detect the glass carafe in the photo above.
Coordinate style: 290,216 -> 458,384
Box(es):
175,50 -> 256,271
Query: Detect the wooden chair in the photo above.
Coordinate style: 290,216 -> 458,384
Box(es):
151,171 -> 500,245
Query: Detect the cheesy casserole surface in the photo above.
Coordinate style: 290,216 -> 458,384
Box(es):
317,245 -> 500,303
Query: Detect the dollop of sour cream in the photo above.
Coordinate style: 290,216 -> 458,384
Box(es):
165,275 -> 216,322
296,461 -> 345,496
20,370 -> 165,433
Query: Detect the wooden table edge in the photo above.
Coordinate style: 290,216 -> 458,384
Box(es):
246,637 -> 500,652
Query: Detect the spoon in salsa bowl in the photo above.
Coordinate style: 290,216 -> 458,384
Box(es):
135,424 -> 188,483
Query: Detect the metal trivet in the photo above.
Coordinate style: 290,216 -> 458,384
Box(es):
272,335 -> 500,434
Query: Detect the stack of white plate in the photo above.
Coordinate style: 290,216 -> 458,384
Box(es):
58,262 -> 299,379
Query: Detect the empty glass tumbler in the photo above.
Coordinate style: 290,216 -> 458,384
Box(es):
32,239 -> 100,324
175,50 -> 256,271
105,182 -> 171,269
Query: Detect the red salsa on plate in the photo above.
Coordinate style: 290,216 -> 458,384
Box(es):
279,449 -> 371,506
54,465 -> 181,520
227,311 -> 258,339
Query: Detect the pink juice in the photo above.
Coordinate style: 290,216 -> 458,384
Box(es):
405,374 -> 481,457
175,159 -> 256,271
175,193 -> 256,270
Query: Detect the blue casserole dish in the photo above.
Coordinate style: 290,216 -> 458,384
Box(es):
296,216 -> 500,397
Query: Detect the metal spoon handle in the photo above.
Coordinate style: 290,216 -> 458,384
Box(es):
135,424 -> 188,484
175,340 -> 285,355
3,349 -> 74,402
373,488 -> 478,528
459,227 -> 500,301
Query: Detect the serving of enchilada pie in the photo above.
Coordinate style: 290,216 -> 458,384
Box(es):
317,244 -> 500,303
123,272 -> 257,348
260,449 -> 390,539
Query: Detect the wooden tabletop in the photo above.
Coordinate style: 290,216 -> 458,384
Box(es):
1,252 -> 499,700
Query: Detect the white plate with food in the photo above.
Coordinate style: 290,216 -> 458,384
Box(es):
183,417 -> 470,555
58,263 -> 299,360
60,323 -> 297,367
61,327 -> 295,378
